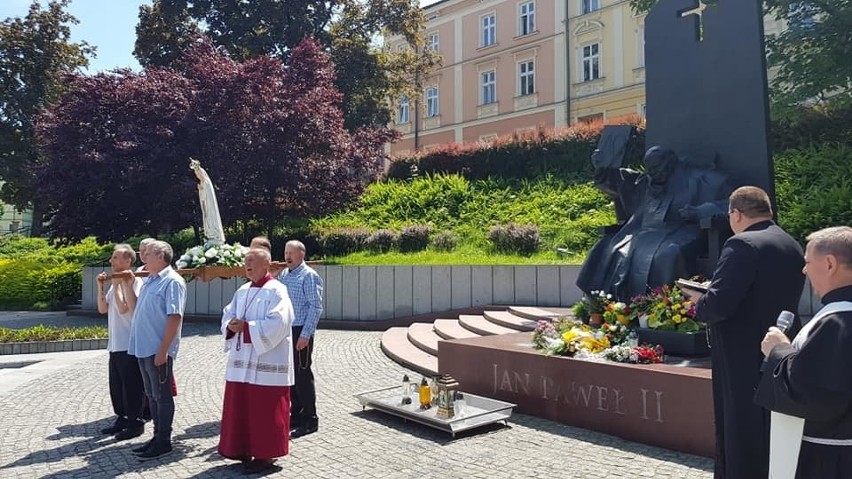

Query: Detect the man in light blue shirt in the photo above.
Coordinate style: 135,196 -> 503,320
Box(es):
127,240 -> 186,460
278,240 -> 323,438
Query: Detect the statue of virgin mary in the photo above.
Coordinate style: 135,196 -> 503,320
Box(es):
189,159 -> 226,245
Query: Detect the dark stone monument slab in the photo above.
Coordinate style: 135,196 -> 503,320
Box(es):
439,333 -> 714,457
645,0 -> 774,202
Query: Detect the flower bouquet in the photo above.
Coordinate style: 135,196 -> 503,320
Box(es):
175,242 -> 249,282
586,290 -> 612,326
642,284 -> 702,333
602,344 -> 665,364
532,318 -> 611,357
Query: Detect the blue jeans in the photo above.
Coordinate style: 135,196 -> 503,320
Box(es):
138,355 -> 174,443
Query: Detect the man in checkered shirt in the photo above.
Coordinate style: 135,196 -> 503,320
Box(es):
277,240 -> 323,438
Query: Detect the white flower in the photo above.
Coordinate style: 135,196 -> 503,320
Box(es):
199,257 -> 207,264
222,250 -> 231,258
190,246 -> 203,255
205,248 -> 218,258
176,261 -> 187,269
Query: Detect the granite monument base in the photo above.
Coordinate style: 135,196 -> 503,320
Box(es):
438,332 -> 714,458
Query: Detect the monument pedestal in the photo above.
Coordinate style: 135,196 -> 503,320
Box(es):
438,332 -> 714,457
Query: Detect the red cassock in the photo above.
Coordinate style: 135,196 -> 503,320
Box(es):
218,380 -> 291,460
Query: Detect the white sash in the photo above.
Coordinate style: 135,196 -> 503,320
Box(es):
770,301 -> 852,479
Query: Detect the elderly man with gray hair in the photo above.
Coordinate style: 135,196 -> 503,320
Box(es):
127,240 -> 186,460
96,244 -> 145,440
758,226 -> 852,478
277,239 -> 323,438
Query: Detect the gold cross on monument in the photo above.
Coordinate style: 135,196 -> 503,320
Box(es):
678,0 -> 718,42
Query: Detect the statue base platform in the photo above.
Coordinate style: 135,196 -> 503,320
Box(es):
438,332 -> 714,458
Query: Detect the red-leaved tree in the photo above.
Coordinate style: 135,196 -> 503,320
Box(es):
35,37 -> 396,241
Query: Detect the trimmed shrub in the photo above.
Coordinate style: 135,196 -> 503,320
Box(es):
431,231 -> 458,252
398,225 -> 432,252
488,223 -> 541,255
320,227 -> 369,256
365,229 -> 397,253
386,117 -> 645,181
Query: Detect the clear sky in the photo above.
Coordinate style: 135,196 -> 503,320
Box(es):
0,0 -> 442,73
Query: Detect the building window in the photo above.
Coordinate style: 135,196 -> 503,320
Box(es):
582,43 -> 601,81
582,0 -> 600,14
637,26 -> 645,67
397,96 -> 410,123
481,70 -> 496,105
425,87 -> 439,117
518,60 -> 535,96
640,103 -> 647,118
519,2 -> 536,36
426,32 -> 439,52
482,14 -> 496,47
578,113 -> 604,124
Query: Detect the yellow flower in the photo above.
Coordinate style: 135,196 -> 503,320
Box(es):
673,314 -> 683,324
562,329 -> 580,343
616,314 -> 629,325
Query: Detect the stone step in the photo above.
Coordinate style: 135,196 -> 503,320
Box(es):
432,319 -> 481,340
458,315 -> 519,336
407,322 -> 442,355
508,306 -> 576,321
380,327 -> 438,376
483,310 -> 537,331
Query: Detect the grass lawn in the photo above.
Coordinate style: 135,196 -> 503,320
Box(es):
323,245 -> 588,266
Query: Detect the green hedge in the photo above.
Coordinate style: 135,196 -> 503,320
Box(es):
0,236 -> 109,310
386,120 -> 646,181
776,143 -> 852,242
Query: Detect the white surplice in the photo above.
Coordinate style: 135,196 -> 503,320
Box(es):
221,279 -> 295,387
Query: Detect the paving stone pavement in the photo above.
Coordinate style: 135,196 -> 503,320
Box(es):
0,315 -> 714,478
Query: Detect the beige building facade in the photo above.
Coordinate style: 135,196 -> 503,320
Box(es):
389,0 -> 783,156
389,0 -> 646,155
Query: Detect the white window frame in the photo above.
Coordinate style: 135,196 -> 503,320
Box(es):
397,95 -> 410,123
481,70 -> 496,105
582,43 -> 601,82
518,60 -> 535,96
582,0 -> 600,15
425,87 -> 439,117
519,2 -> 536,36
481,14 -> 496,47
426,31 -> 439,52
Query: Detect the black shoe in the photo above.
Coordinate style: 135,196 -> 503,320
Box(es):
243,458 -> 276,474
131,438 -> 155,455
137,441 -> 172,461
115,426 -> 145,441
290,419 -> 318,438
100,418 -> 127,435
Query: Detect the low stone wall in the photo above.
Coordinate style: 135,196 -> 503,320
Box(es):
81,265 -> 822,321
0,338 -> 108,355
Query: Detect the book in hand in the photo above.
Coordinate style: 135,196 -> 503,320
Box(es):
676,278 -> 710,294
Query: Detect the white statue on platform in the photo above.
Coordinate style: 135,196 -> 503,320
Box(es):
189,159 -> 226,245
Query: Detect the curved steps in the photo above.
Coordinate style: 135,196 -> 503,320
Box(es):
381,327 -> 438,376
407,322 -> 442,355
483,310 -> 538,331
381,307 -> 561,377
433,319 -> 481,340
458,315 -> 519,336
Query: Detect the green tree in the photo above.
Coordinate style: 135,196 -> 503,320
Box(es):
0,0 -> 94,236
133,0 -> 439,131
765,0 -> 852,110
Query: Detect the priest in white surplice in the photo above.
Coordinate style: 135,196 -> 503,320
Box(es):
217,248 -> 295,474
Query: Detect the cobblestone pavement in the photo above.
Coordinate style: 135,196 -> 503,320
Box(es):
0,314 -> 714,478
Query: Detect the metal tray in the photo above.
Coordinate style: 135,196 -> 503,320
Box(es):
354,385 -> 516,437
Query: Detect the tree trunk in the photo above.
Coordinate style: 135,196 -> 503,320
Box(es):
29,200 -> 44,237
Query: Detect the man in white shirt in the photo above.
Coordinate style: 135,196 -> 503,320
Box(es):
96,244 -> 145,440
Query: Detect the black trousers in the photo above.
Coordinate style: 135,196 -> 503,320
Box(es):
291,326 -> 317,422
108,350 -> 146,423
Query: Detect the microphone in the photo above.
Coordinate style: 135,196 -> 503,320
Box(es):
761,310 -> 794,372
774,310 -> 794,334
